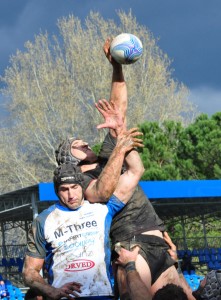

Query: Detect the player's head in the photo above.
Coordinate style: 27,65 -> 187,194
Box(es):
192,270 -> 221,300
53,163 -> 85,209
55,137 -> 97,166
152,284 -> 188,300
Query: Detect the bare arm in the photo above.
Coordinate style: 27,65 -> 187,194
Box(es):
94,98 -> 144,203
113,139 -> 144,204
103,38 -> 127,136
125,270 -> 152,300
84,128 -> 144,203
22,255 -> 82,299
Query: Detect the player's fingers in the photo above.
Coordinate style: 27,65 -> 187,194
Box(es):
95,102 -> 106,114
97,99 -> 110,110
103,38 -> 111,53
127,127 -> 139,133
131,138 -> 143,143
129,131 -> 143,138
132,246 -> 140,255
97,123 -> 110,130
126,128 -> 143,137
133,142 -> 144,148
99,99 -> 112,110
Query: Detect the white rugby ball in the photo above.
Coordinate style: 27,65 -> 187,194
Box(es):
110,33 -> 143,65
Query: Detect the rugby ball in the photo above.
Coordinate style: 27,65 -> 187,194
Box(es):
110,33 -> 143,65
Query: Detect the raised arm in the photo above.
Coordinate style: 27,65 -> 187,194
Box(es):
113,145 -> 144,203
103,38 -> 128,136
84,127 -> 144,203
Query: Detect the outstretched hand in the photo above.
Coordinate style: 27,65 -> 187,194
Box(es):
95,99 -> 125,134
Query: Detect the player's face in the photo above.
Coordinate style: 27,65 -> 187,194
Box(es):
71,139 -> 97,163
58,183 -> 84,210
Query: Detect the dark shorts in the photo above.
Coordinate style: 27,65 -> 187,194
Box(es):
113,234 -> 175,285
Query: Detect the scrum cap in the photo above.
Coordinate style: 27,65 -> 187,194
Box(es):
193,270 -> 221,300
55,137 -> 81,166
53,163 -> 85,194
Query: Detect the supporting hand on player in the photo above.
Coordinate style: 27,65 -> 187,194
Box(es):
115,246 -> 140,266
115,127 -> 144,153
53,281 -> 82,299
163,231 -> 178,261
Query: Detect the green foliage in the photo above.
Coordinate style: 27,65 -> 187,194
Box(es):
137,113 -> 221,181
178,112 -> 221,179
92,143 -> 102,155
138,120 -> 184,180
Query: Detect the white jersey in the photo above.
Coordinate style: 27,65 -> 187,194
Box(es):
27,195 -> 125,297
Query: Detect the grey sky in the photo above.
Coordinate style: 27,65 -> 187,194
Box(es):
0,0 -> 221,115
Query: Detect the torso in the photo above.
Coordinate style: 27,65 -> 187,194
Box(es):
27,197 -> 124,297
82,159 -> 165,244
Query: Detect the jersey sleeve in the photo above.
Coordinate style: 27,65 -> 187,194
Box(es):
107,194 -> 125,217
26,217 -> 47,259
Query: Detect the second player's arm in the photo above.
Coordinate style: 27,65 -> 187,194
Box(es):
113,141 -> 145,204
84,128 -> 143,203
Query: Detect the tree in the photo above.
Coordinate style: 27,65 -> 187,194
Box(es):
138,113 -> 221,181
178,112 -> 221,179
0,11 -> 197,193
138,120 -> 184,180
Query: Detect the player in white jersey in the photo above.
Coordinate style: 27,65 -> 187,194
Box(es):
22,127 -> 144,299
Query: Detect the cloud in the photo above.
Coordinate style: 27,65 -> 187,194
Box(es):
189,86 -> 221,116
1,0 -> 221,117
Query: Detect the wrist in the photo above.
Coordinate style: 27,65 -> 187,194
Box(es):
124,261 -> 136,274
112,62 -> 122,71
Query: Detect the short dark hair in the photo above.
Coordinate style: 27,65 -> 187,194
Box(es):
152,283 -> 188,300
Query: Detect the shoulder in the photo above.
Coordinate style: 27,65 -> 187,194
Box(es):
34,204 -> 58,228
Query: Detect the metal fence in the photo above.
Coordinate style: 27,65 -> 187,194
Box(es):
0,245 -> 26,258
173,236 -> 221,250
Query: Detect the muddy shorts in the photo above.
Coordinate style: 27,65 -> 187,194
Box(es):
113,234 -> 175,285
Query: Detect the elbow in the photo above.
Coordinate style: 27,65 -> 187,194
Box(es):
97,189 -> 113,203
22,269 -> 29,286
138,165 -> 145,178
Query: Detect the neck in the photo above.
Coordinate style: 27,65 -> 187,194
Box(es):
80,163 -> 98,173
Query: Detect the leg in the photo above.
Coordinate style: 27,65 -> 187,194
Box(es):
135,254 -> 152,291
116,265 -> 131,300
151,265 -> 195,300
116,254 -> 152,300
